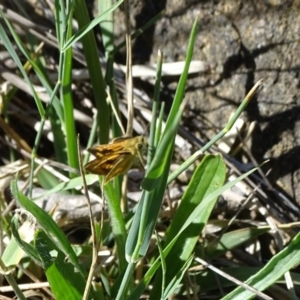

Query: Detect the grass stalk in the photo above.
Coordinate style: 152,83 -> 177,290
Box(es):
167,79 -> 264,184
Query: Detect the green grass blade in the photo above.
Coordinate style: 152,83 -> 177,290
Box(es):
11,180 -> 86,277
73,0 -> 111,143
104,183 -> 127,271
0,11 -> 45,117
0,8 -> 67,167
33,174 -> 98,198
63,0 -> 123,52
137,153 -> 173,257
58,5 -> 79,175
162,255 -> 194,300
99,0 -> 114,53
9,217 -> 41,265
155,100 -> 165,146
35,230 -> 87,300
127,144 -> 174,261
129,164 -> 262,299
1,235 -> 25,269
124,20 -> 200,294
125,44 -> 182,266
123,50 -> 163,264
167,79 -> 263,184
206,227 -> 270,258
167,155 -> 226,242
156,231 -> 166,298
141,15 -> 199,190
150,154 -> 226,299
99,0 -> 123,140
163,16 -> 198,132
112,11 -> 164,55
222,231 -> 300,300
121,166 -> 171,298
147,50 -> 163,163
125,192 -> 146,259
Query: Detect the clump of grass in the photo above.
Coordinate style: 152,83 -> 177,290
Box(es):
0,2 -> 299,300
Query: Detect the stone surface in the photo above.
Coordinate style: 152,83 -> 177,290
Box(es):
118,1 -> 300,203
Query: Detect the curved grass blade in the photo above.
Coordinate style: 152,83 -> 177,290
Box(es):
222,231 -> 300,300
63,0 -> 123,51
33,174 -> 99,199
150,154 -> 226,299
35,230 -> 87,300
8,217 -> 40,265
206,227 -> 270,258
162,255 -> 194,300
119,15 -> 200,299
73,0 -> 111,144
57,4 -> 79,176
103,182 -> 127,271
11,180 -> 86,278
141,15 -> 199,191
129,164 -> 262,299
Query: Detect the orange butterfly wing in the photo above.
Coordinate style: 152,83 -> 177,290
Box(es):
105,154 -> 135,183
85,153 -> 120,175
85,136 -> 147,183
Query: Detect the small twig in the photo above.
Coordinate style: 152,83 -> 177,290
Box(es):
0,281 -> 50,293
194,257 -> 273,300
1,137 -> 79,178
17,264 -> 53,297
255,189 -> 296,299
124,0 -> 133,137
226,183 -> 262,229
78,135 -> 99,300
240,137 -> 297,297
106,87 -> 125,135
0,258 -> 26,300
168,79 -> 264,184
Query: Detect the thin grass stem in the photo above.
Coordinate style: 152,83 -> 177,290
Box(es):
167,79 -> 264,184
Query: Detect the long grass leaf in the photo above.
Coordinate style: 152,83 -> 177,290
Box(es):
150,154 -> 226,299
222,231 -> 300,299
35,230 -> 87,299
63,1 -> 123,51
129,164 -> 262,299
141,15 -> 199,190
73,0 -> 110,143
11,180 -> 86,277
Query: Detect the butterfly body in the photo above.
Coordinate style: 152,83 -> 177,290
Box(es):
85,136 -> 147,183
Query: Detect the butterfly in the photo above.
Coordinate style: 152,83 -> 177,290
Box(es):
85,136 -> 147,184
